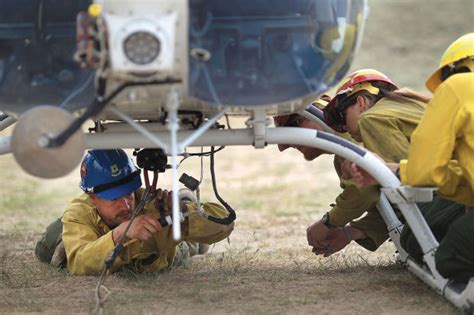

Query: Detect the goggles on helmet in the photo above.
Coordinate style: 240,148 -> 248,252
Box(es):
323,81 -> 386,133
323,98 -> 350,133
84,169 -> 141,195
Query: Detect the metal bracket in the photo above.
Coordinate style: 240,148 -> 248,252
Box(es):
381,186 -> 437,204
246,108 -> 270,148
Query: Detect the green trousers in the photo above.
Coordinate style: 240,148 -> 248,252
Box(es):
35,218 -> 63,263
435,211 -> 474,282
400,196 -> 474,283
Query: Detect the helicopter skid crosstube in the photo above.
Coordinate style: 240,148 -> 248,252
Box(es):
0,126 -> 472,309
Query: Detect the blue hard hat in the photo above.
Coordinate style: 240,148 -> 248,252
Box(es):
79,149 -> 142,200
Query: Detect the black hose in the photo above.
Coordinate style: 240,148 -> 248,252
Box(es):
208,146 -> 236,225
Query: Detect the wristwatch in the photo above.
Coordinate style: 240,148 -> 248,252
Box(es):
322,212 -> 335,229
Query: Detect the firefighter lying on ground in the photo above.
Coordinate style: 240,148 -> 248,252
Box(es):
36,149 -> 234,275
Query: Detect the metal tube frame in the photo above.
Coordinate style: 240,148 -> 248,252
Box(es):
297,107 -> 335,134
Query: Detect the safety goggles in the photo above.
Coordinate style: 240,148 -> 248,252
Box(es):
323,94 -> 354,133
85,169 -> 141,194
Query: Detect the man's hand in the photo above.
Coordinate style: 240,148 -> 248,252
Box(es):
155,189 -> 173,215
342,151 -> 386,187
350,161 -> 400,188
344,150 -> 402,188
350,163 -> 378,188
340,159 -> 353,179
306,220 -> 331,251
312,225 -> 367,257
155,189 -> 188,218
113,215 -> 162,243
321,227 -> 352,257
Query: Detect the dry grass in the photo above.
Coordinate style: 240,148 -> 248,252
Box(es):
0,0 -> 472,313
0,240 -> 458,314
0,146 -> 461,314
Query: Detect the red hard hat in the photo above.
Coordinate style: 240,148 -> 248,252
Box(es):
323,69 -> 398,132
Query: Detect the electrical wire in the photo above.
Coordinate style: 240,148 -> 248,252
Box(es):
178,146 -> 225,167
208,146 -> 236,225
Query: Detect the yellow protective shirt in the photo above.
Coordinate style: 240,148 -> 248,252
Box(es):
357,97 -> 425,162
349,96 -> 425,249
62,189 -> 234,275
400,73 -> 474,207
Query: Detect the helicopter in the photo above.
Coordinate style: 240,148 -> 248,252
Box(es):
0,0 -> 472,310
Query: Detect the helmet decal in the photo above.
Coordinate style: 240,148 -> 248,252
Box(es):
110,164 -> 122,177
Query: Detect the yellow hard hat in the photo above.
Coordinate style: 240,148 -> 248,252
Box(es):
311,94 -> 331,109
426,33 -> 474,92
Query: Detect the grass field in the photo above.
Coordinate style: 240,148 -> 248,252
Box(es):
1,0 -> 473,313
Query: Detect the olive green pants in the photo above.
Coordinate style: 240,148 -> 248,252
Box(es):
435,211 -> 474,283
400,196 -> 474,283
35,218 -> 63,264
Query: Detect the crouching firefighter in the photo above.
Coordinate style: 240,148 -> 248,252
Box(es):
35,149 -> 235,275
